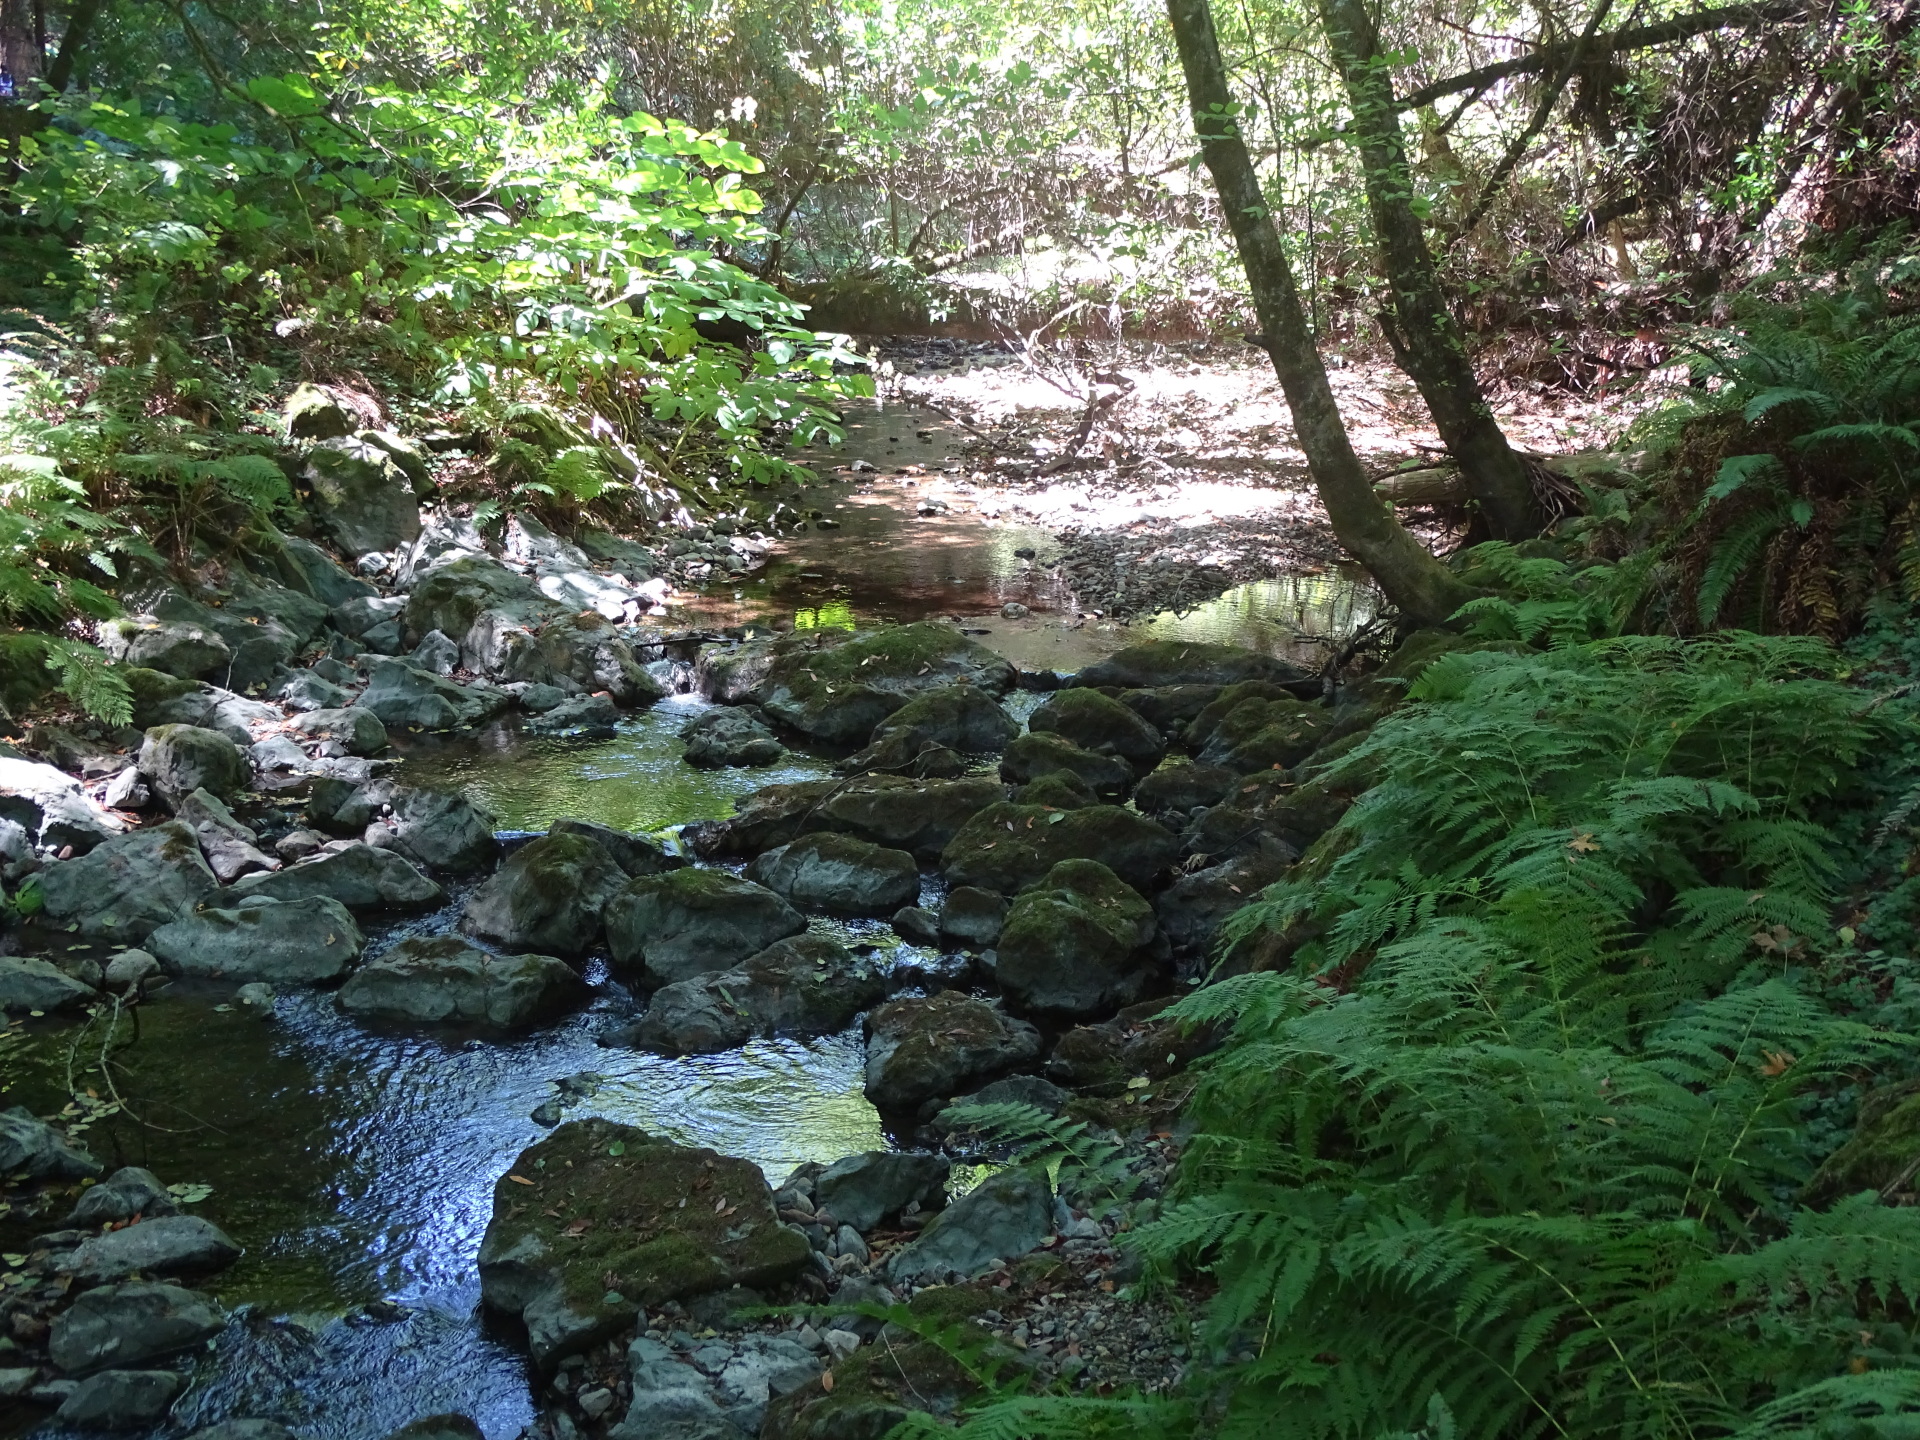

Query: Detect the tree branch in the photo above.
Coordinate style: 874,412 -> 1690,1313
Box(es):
1394,0 -> 1807,113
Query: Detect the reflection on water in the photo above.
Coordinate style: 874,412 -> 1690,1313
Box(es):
1140,573 -> 1377,660
393,695 -> 835,835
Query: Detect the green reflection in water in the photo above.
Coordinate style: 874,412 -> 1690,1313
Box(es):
394,699 -> 835,834
793,600 -> 858,631
1142,573 -> 1376,661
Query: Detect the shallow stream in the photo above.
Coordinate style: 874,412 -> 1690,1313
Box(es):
8,402 -> 1372,1439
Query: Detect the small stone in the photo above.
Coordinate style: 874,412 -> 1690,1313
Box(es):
1000,602 -> 1030,619
822,1328 -> 861,1360
577,1386 -> 616,1419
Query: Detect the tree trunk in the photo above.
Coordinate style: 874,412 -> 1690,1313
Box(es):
1164,0 -> 1473,630
1315,0 -> 1542,541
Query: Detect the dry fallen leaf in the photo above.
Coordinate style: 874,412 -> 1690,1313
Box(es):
507,1175 -> 535,1186
821,1371 -> 836,1393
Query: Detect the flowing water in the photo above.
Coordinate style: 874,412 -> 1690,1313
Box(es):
7,401 -> 1372,1439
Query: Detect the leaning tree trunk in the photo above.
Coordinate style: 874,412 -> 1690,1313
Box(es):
1164,0 -> 1473,629
1314,0 -> 1543,541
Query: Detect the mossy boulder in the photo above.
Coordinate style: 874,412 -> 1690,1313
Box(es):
35,821 -> 217,941
745,832 -> 920,917
1194,694 -> 1331,774
1184,771 -> 1353,860
864,991 -> 1043,1114
998,731 -> 1134,799
139,724 -> 248,806
627,934 -> 885,1055
477,1118 -> 810,1367
283,382 -> 354,440
758,623 -> 1017,744
1046,996 -> 1223,1089
690,774 -> 1006,863
1028,686 -> 1166,768
122,667 -> 208,728
1805,1081 -> 1920,1205
1011,769 -> 1100,809
458,831 -> 627,956
149,895 -> 364,984
1071,641 -> 1310,691
840,684 -> 1018,773
605,868 -> 806,987
1118,683 -> 1226,736
996,859 -> 1166,1019
1134,761 -> 1236,817
340,935 -> 586,1031
301,435 -> 422,558
940,801 -> 1179,896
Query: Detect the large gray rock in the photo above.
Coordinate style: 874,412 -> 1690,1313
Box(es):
288,706 -> 388,756
478,1119 -> 809,1368
139,724 -> 248,805
231,842 -> 445,911
996,859 -> 1166,1019
887,1168 -> 1052,1283
176,787 -> 278,883
101,615 -> 231,679
277,667 -> 352,712
1194,694 -> 1332,773
998,731 -> 1134,799
270,533 -> 377,608
383,785 -> 499,874
341,936 -> 585,1031
69,1166 -> 176,1225
0,1106 -> 100,1179
626,935 -> 883,1056
939,886 -> 1007,949
680,706 -> 787,768
360,658 -> 510,731
403,554 -> 556,656
813,1151 -> 950,1232
524,692 -> 618,739
35,821 -> 218,941
756,623 -> 1017,744
508,613 -> 664,707
50,1281 -> 226,1375
149,896 -> 364,984
1134,762 -> 1237,817
841,685 -> 1017,774
0,755 -> 124,853
1070,641 -> 1311,692
67,1215 -> 242,1282
550,818 -> 674,877
283,382 -> 354,440
941,802 -> 1178,896
690,774 -> 1005,863
863,992 -> 1042,1114
1028,687 -> 1166,769
0,956 -> 94,1012
55,1368 -> 184,1430
712,1334 -> 823,1435
745,833 -> 919,917
458,831 -> 627,956
332,593 -> 408,640
1155,839 -> 1296,955
612,1339 -> 742,1440
302,434 -> 423,557
605,869 -> 806,987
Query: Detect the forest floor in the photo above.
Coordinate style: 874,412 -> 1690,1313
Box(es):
820,336 -> 1673,622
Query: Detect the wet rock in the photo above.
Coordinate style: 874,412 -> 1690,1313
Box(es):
67,1215 -> 242,1282
35,821 -> 218,940
611,1339 -> 738,1440
149,895 -> 364,984
746,833 -> 920,917
382,785 -> 500,874
0,956 -> 95,1012
184,1422 -> 298,1440
1134,762 -> 1236,817
813,1152 -> 949,1232
0,755 -> 124,852
1183,680 -> 1311,752
49,1281 -> 225,1375
998,731 -> 1134,799
123,666 -> 209,730
714,1334 -> 825,1434
692,775 -> 1005,863
458,831 -> 627,956
524,693 -> 619,739
681,705 -> 788,768
103,948 -> 162,992
938,1074 -> 1071,1125
1010,769 -> 1098,810
550,818 -> 674,878
1071,641 -> 1311,692
891,905 -> 940,945
1046,997 -> 1221,1088
361,658 -> 510,731
509,614 -> 664,707
940,802 -> 1179,896
176,787 -> 278,883
408,629 -> 462,675
341,935 -> 586,1031
996,859 -> 1166,1019
505,680 -> 568,713
627,935 -> 884,1056
277,668 -> 352,712
606,869 -> 806,986
1195,694 -> 1331,773
1119,684 -> 1226,736
1028,687 -> 1165,769
333,594 -> 408,640
864,992 -> 1042,1114
939,886 -> 1007,949
478,1118 -> 810,1367
302,434 -> 423,557
1156,839 -> 1296,954
101,615 -> 231,680
139,724 -> 248,805
232,842 -> 445,911
1185,772 -> 1352,859
288,705 -> 388,756
757,623 -> 1017,744
404,557 -> 553,655
69,1166 -> 175,1225
55,1368 -> 184,1430
0,1106 -> 101,1179
887,1168 -> 1052,1284
696,636 -> 781,705
841,686 -> 1017,774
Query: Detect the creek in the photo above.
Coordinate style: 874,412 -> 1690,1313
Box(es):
8,402 -> 1371,1439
